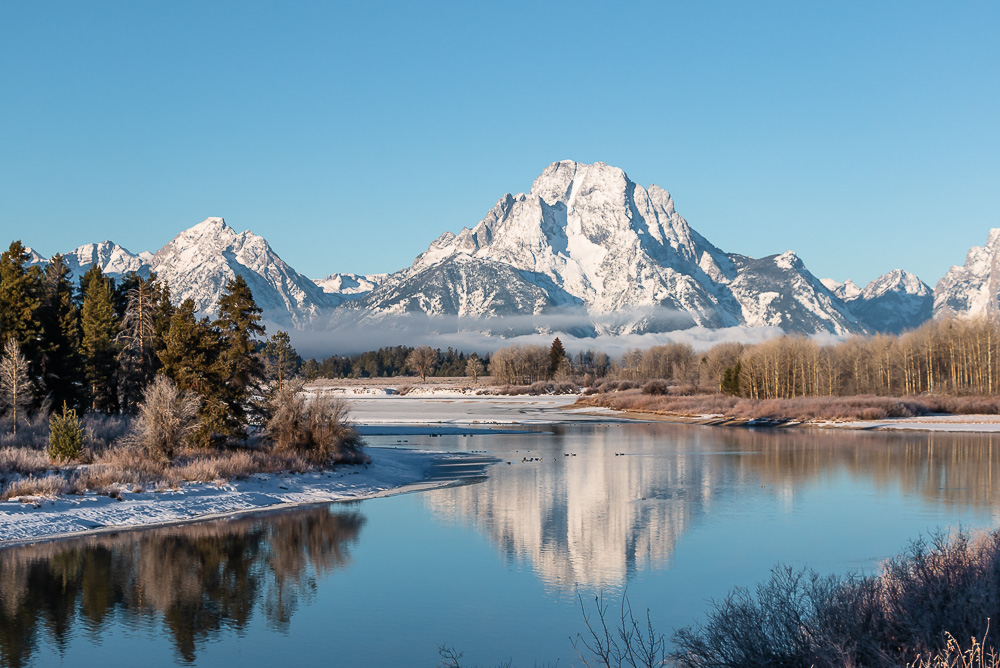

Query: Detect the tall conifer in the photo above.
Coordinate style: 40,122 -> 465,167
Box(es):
38,254 -> 84,410
0,241 -> 42,352
80,266 -> 119,412
214,275 -> 265,438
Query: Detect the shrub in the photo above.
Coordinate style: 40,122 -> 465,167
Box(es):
48,403 -> 85,462
641,379 -> 670,395
267,384 -> 368,465
128,375 -> 201,462
670,529 -> 1000,668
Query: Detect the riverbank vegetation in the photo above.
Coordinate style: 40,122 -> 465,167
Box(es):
668,527 -> 1000,668
0,242 -> 365,501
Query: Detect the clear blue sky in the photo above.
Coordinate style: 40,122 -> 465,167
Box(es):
1,1 -> 997,287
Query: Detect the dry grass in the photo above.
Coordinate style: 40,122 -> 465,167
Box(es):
1,442 -> 324,500
0,474 -> 69,500
0,447 -> 52,475
267,386 -> 368,465
909,628 -> 1000,668
576,391 -> 1000,422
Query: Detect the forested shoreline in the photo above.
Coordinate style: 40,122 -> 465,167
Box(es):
0,241 -> 364,501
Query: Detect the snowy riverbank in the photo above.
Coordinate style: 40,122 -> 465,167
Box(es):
0,447 -> 490,546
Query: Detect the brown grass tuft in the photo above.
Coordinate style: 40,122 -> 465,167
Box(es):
1,474 -> 69,500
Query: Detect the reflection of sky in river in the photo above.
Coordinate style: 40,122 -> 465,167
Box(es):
6,424 -> 1000,667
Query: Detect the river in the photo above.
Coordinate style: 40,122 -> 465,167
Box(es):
2,422 -> 998,666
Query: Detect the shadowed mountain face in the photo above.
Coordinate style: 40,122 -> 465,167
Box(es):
0,507 -> 364,667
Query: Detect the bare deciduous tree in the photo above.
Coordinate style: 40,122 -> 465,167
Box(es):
406,345 -> 437,382
465,354 -> 484,384
0,339 -> 32,435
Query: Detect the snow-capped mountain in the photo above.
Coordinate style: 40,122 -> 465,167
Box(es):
63,241 -> 154,279
313,272 -> 387,302
150,218 -> 336,325
21,160 -> 953,337
935,228 -> 1000,318
358,161 -> 865,335
821,278 -> 863,301
31,218 -> 336,326
850,270 -> 933,334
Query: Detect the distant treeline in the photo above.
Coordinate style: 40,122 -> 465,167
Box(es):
303,315 -> 1000,399
302,346 -> 490,379
592,317 -> 1000,399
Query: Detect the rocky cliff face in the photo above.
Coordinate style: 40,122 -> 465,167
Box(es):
934,229 -> 1000,319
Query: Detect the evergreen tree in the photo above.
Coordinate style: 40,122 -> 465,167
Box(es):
159,299 -> 225,446
37,254 -> 84,410
115,273 -> 161,412
159,299 -> 221,395
213,275 -> 265,438
152,279 -> 175,363
549,337 -> 566,377
80,266 -> 119,412
262,331 -> 301,391
0,241 -> 43,361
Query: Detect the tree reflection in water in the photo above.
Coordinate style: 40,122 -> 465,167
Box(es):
0,505 -> 365,666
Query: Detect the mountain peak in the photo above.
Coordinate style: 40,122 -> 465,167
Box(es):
181,217 -> 234,239
529,160 -> 630,207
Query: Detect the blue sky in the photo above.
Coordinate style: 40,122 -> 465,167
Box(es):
1,1 -> 997,286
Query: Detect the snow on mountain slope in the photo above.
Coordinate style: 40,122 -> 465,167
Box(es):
313,273 -> 387,298
151,218 -> 336,325
821,278 -> 863,301
935,229 -> 1000,319
821,271 -> 933,333
26,220 -> 335,326
63,241 -> 153,279
728,252 -> 863,334
849,270 -> 932,334
365,161 -> 865,334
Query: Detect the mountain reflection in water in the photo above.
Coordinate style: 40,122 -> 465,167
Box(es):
0,506 -> 364,667
421,425 -> 1000,592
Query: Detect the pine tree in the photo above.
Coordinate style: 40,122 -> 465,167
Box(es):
213,276 -> 265,439
0,241 -> 43,362
549,337 -> 566,377
159,299 -> 222,396
262,331 -> 301,391
80,265 -> 119,412
0,339 -> 32,435
37,254 -> 84,410
115,273 -> 160,412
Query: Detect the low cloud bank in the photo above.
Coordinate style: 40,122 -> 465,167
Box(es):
277,310 -> 802,359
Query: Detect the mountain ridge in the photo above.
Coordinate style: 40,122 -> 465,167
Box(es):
22,161 -> 954,337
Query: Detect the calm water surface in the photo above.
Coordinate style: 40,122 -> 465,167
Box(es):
4,423 -> 1000,667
